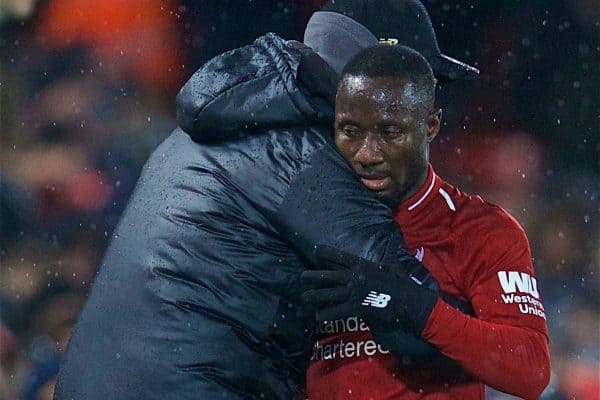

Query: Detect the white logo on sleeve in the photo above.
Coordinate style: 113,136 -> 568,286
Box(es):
497,271 -> 539,298
361,291 -> 391,308
497,271 -> 545,320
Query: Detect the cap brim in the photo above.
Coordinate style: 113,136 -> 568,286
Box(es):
432,53 -> 480,81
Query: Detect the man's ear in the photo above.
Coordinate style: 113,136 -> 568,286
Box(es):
426,108 -> 442,142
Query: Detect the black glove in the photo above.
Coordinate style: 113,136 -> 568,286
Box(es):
371,329 -> 439,365
301,245 -> 440,336
286,40 -> 338,105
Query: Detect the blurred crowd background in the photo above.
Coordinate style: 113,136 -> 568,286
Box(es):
0,1 -> 597,399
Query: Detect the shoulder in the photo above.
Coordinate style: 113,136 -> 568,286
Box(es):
225,126 -> 333,177
441,181 -> 528,246
439,181 -> 532,273
439,182 -> 534,287
263,126 -> 332,158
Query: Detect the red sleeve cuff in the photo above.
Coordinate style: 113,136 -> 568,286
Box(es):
421,298 -> 471,348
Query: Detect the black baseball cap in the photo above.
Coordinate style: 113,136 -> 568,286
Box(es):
320,0 -> 480,80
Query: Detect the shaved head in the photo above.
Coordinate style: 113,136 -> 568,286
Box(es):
340,45 -> 436,112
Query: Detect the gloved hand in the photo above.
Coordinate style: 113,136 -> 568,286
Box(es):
371,329 -> 439,365
286,40 -> 338,105
301,245 -> 439,336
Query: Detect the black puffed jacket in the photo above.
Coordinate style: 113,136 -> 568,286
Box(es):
55,34 -> 408,400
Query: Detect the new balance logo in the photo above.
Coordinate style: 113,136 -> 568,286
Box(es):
361,291 -> 391,308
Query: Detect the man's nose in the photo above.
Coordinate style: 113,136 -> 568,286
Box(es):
354,134 -> 384,168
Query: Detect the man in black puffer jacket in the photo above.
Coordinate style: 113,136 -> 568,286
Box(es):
54,2 -> 478,400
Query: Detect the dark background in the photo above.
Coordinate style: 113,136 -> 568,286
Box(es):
1,1 -> 598,399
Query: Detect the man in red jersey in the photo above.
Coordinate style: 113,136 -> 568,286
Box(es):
301,45 -> 550,399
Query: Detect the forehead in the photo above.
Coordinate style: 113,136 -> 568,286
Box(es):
336,75 -> 425,112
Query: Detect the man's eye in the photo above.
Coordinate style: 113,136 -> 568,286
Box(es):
382,128 -> 403,138
341,127 -> 360,137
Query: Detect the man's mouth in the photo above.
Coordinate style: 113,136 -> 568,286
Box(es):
359,175 -> 391,191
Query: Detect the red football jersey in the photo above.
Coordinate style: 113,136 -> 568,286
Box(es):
306,166 -> 550,400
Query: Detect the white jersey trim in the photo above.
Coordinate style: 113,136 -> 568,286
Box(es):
407,172 -> 436,211
438,188 -> 456,211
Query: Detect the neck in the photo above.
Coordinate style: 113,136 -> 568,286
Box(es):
400,166 -> 429,205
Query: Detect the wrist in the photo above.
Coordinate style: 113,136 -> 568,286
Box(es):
407,286 -> 439,335
421,298 -> 457,341
370,328 -> 440,365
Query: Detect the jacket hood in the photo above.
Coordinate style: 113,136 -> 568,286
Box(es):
176,33 -> 333,143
